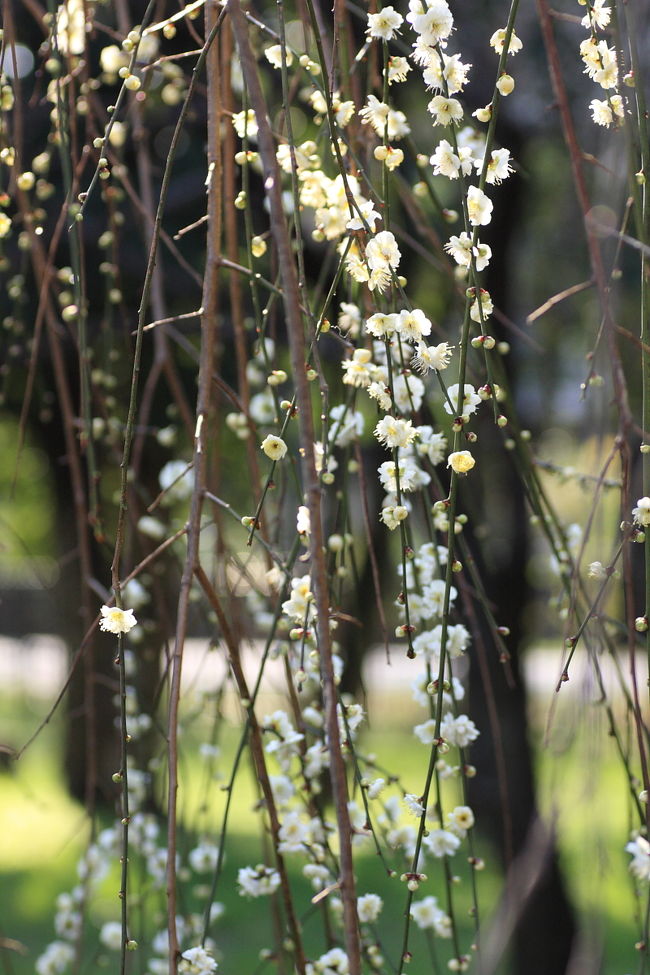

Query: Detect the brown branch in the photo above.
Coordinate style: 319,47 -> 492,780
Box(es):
536,0 -> 632,433
227,2 -> 361,971
526,279 -> 593,324
166,5 -> 226,969
194,565 -> 307,973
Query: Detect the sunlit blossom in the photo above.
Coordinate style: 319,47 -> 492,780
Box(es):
99,605 -> 137,635
367,6 -> 403,40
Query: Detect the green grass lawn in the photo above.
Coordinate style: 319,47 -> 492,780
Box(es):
0,682 -> 645,975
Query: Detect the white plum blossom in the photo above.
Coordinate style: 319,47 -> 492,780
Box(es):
423,828 -> 461,857
580,38 -> 617,89
396,308 -> 432,342
489,28 -> 523,56
441,712 -> 480,747
415,427 -> 447,464
367,777 -> 386,799
264,44 -> 293,68
427,95 -> 463,127
466,185 -> 493,226
410,896 -> 453,935
626,835 -> 650,882
329,405 -> 364,447
366,231 -> 401,274
359,95 -> 410,140
633,498 -> 650,527
309,947 -> 350,975
36,942 -> 75,975
444,232 -> 491,270
368,381 -> 393,411
296,505 -> 311,535
270,774 -> 295,807
407,0 -> 454,46
188,842 -> 219,873
486,147 -> 514,184
444,383 -> 482,416
374,415 -> 416,449
393,374 -> 425,413
304,742 -> 329,778
232,109 -> 258,139
411,342 -> 454,375
388,56 -> 411,83
590,96 -> 624,127
470,289 -> 494,323
238,864 -> 282,897
339,701 -> 365,737
261,435 -> 288,460
367,6 -> 403,40
381,503 -> 409,530
357,892 -> 383,922
346,199 -> 381,232
414,718 -> 437,745
99,605 -> 137,635
423,53 -> 471,95
404,792 -> 425,816
338,302 -> 361,335
99,922 -> 123,950
379,460 -> 415,494
366,312 -> 399,338
581,0 -> 611,29
282,576 -> 314,623
278,811 -> 311,852
179,947 -> 218,975
430,140 -> 461,179
304,863 -> 332,890
446,805 -> 475,836
387,823 -> 417,856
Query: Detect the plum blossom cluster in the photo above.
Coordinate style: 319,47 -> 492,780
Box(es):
36,766 -> 225,975
28,0 -> 529,971
577,0 -> 625,127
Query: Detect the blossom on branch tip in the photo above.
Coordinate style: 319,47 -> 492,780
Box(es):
99,605 -> 137,635
447,451 -> 476,474
261,435 -> 288,460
